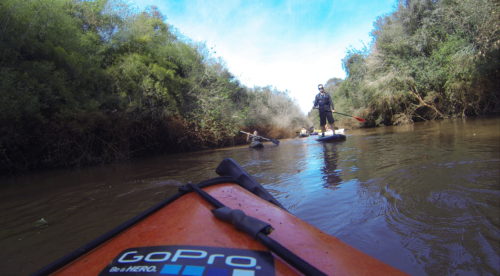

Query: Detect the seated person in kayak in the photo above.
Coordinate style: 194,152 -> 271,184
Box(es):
246,130 -> 259,142
246,130 -> 264,148
299,127 -> 308,136
313,84 -> 335,137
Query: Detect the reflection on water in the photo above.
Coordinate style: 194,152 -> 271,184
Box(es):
321,143 -> 343,188
0,117 -> 499,275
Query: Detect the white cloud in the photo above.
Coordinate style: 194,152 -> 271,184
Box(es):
132,0 -> 395,113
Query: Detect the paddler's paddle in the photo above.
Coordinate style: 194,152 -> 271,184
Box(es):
239,131 -> 280,145
333,111 -> 366,122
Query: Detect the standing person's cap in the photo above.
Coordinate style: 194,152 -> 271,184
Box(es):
318,84 -> 324,91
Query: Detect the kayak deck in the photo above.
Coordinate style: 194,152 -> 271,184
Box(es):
50,184 -> 405,276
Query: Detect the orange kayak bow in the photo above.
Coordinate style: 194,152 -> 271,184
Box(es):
35,159 -> 407,276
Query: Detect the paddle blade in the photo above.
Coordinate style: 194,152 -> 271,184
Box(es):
353,116 -> 366,122
271,139 -> 280,145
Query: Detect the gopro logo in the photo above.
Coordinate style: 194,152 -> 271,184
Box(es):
101,246 -> 274,276
118,249 -> 257,268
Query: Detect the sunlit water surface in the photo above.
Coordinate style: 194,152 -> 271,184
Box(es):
1,117 -> 499,275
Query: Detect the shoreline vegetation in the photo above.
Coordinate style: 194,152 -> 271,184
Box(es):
1,0 -> 498,174
310,0 -> 499,128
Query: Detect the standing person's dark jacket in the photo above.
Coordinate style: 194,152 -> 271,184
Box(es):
313,92 -> 334,112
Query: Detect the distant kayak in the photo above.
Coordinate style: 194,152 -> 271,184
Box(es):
35,158 -> 406,276
240,131 -> 279,148
249,140 -> 263,148
316,134 -> 347,142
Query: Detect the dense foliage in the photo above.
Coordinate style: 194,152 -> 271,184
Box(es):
0,0 -> 309,173
321,0 -> 499,127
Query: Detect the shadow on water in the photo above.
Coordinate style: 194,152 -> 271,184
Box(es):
0,117 -> 499,275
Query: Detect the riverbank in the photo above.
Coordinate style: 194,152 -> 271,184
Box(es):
0,0 -> 310,175
3,114 -> 498,176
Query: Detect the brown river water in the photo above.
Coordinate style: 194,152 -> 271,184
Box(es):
0,117 -> 499,275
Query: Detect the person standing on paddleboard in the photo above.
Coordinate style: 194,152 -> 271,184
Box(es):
313,84 -> 335,137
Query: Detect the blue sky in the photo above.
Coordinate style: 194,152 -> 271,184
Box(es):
128,0 -> 397,113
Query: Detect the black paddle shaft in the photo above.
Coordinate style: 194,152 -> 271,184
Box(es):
239,131 -> 280,145
333,112 -> 366,122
